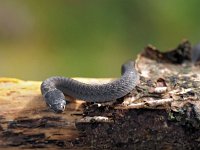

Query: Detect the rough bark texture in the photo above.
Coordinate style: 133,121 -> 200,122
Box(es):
0,41 -> 200,149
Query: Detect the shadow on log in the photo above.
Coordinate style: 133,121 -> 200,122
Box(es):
0,40 -> 200,149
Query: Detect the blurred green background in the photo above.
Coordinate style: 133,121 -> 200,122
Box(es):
0,0 -> 200,80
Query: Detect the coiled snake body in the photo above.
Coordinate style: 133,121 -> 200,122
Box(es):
41,60 -> 139,113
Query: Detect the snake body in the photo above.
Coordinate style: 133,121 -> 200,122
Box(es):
41,60 -> 139,113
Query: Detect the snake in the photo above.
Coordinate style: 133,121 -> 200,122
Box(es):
41,60 -> 139,113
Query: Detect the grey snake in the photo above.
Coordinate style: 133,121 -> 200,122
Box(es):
41,60 -> 139,113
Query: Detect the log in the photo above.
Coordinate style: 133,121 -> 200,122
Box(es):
0,41 -> 200,149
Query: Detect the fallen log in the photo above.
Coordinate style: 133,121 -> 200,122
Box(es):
0,40 -> 200,149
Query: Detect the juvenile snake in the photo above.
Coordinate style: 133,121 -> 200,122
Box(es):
41,60 -> 139,113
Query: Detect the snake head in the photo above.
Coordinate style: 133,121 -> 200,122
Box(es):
48,99 -> 66,113
43,89 -> 67,113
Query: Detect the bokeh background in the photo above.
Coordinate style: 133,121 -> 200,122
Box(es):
0,0 -> 200,80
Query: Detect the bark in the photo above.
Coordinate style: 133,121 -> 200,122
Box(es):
0,41 -> 200,149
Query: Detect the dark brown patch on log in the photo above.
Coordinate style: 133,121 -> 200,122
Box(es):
8,116 -> 67,129
142,40 -> 191,64
76,106 -> 200,149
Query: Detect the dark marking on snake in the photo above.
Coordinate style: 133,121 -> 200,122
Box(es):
41,60 -> 139,113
